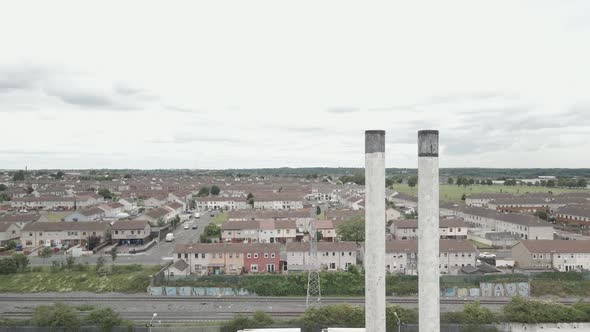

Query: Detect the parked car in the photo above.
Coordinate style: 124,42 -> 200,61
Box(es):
192,224 -> 198,230
183,224 -> 190,230
165,233 -> 174,242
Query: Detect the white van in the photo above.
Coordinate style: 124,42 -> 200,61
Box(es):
165,233 -> 174,242
194,212 -> 201,219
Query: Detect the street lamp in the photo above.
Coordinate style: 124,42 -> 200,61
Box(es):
393,311 -> 401,332
147,313 -> 157,332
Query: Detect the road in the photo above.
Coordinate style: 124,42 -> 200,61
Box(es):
27,214 -> 215,266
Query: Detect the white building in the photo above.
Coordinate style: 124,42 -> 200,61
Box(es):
286,241 -> 357,272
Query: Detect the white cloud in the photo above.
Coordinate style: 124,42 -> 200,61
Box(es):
0,1 -> 589,169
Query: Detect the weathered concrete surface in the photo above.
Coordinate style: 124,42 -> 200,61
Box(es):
365,130 -> 386,332
418,130 -> 440,332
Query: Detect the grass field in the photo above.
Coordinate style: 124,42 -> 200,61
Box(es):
391,184 -> 588,203
212,212 -> 229,225
45,212 -> 69,222
0,265 -> 160,293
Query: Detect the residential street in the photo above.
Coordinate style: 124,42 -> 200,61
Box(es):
28,214 -> 214,266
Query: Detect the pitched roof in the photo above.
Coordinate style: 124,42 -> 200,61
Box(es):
444,204 -> 552,227
22,221 -> 110,232
0,213 -> 43,223
555,205 -> 590,218
286,241 -> 357,252
172,259 -> 189,271
144,207 -> 170,219
175,242 -> 280,253
516,240 -> 590,254
221,220 -> 260,230
385,239 -> 477,253
393,218 -> 467,229
0,222 -> 18,232
78,207 -> 105,217
112,220 -> 150,230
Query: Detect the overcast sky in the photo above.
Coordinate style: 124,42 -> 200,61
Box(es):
1,1 -> 589,169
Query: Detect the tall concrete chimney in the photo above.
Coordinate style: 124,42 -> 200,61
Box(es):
365,130 -> 386,332
418,130 -> 440,332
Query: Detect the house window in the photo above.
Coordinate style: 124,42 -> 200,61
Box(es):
247,253 -> 252,258
329,263 -> 336,270
251,264 -> 258,272
254,253 -> 259,258
184,253 -> 188,259
264,253 -> 269,258
131,231 -> 134,235
271,253 -> 275,258
333,252 -> 336,256
177,253 -> 181,259
266,264 -> 275,272
533,255 -> 537,259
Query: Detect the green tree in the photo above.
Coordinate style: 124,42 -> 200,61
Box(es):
171,215 -> 180,229
486,179 -> 493,186
578,179 -> 588,188
123,173 -> 132,179
407,176 -> 418,187
546,180 -> 556,187
26,186 -> 34,194
53,171 -> 65,179
157,218 -> 166,227
12,253 -> 29,272
0,193 -> 10,202
447,177 -> 454,185
0,184 -> 6,191
210,185 -> 220,195
336,216 -> 365,243
535,210 -> 548,221
0,257 -> 17,274
87,235 -> 102,251
32,303 -> 80,330
109,246 -> 118,264
6,240 -> 16,250
98,188 -> 113,199
316,205 -> 322,215
84,307 -> 123,331
96,256 -> 106,271
12,170 -> 25,181
247,193 -> 254,207
66,256 -> 75,269
316,231 -> 324,241
461,194 -> 466,201
38,246 -> 53,262
197,187 -> 210,197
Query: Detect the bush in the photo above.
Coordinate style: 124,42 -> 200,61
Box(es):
96,265 -> 113,277
503,297 -> 587,323
12,253 -> 29,272
441,301 -> 497,324
32,303 -> 80,330
224,311 -> 274,331
0,257 -> 17,275
84,307 -> 123,331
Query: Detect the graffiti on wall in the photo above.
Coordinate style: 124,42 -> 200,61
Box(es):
148,286 -> 255,296
440,282 -> 529,298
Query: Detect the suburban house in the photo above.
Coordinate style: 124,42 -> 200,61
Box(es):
64,207 -> 106,222
391,218 -> 468,240
253,192 -> 304,210
389,193 -> 418,209
195,196 -> 249,211
440,203 -> 554,240
97,202 -> 125,218
384,240 -> 477,275
0,213 -> 48,228
554,205 -> 590,226
21,221 -> 110,248
143,195 -> 169,208
487,197 -> 550,213
163,201 -> 184,215
512,240 -> 590,271
227,209 -> 314,232
111,220 -> 151,245
0,222 -> 21,246
315,220 -> 338,241
465,193 -> 513,207
171,243 -> 281,276
117,198 -> 137,212
142,207 -> 174,225
285,241 -> 357,272
9,195 -> 102,210
221,219 -> 297,243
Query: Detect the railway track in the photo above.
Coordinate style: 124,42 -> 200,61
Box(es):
0,310 -> 302,322
0,295 -> 583,305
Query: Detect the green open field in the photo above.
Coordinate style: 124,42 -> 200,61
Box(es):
391,184 -> 588,203
0,265 -> 160,293
45,212 -> 69,222
212,211 -> 229,225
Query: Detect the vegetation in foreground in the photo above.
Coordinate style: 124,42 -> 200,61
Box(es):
224,298 -> 590,331
158,271 -> 590,298
0,261 -> 160,293
391,183 -> 587,203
